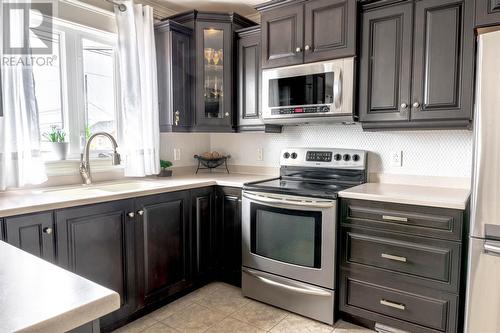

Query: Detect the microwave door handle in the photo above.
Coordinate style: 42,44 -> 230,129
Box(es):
242,192 -> 335,209
334,70 -> 342,110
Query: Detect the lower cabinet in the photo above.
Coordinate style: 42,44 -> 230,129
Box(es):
135,191 -> 192,305
4,211 -> 55,263
216,187 -> 242,286
55,200 -> 138,331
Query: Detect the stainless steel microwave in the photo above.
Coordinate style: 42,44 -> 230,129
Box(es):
261,57 -> 354,124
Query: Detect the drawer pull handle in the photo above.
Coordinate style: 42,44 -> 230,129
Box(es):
381,253 -> 407,263
380,299 -> 406,310
382,215 -> 408,222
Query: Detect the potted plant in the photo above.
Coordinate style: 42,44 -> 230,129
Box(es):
43,126 -> 69,160
158,160 -> 173,177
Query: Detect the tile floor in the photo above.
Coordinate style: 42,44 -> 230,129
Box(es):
113,282 -> 374,333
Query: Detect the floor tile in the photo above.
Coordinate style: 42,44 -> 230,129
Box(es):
149,296 -> 194,321
231,299 -> 288,331
141,322 -> 180,333
204,317 -> 265,333
112,315 -> 158,333
180,283 -> 222,303
162,303 -> 226,333
333,320 -> 374,332
196,283 -> 250,315
270,314 -> 334,333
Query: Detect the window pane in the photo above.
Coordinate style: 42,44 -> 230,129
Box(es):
32,31 -> 64,140
82,38 -> 117,153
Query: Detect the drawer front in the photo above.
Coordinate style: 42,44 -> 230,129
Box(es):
341,199 -> 463,241
340,269 -> 458,333
342,227 -> 460,291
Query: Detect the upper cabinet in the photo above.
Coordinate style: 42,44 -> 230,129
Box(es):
475,0 -> 500,27
257,0 -> 357,69
359,0 -> 474,130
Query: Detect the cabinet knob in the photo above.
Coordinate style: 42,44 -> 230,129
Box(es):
304,45 -> 311,51
174,110 -> 180,126
295,47 -> 302,53
127,212 -> 135,218
412,102 -> 420,108
43,227 -> 53,235
225,112 -> 230,117
400,103 -> 408,109
137,210 -> 144,216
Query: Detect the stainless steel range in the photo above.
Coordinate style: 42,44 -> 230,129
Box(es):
241,147 -> 367,325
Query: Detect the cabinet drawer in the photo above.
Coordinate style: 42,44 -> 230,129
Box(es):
340,269 -> 458,333
341,199 -> 463,241
342,227 -> 460,292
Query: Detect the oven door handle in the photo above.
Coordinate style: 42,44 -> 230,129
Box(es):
242,192 -> 335,209
243,268 -> 331,297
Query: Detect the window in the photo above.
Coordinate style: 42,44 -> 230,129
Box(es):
32,21 -> 119,160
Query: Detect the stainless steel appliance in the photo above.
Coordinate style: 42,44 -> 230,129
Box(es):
242,147 -> 367,324
465,29 -> 500,332
261,58 -> 354,124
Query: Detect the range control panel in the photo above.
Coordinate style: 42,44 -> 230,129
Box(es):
280,147 -> 367,169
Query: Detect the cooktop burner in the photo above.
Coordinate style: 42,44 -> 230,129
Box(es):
243,147 -> 367,199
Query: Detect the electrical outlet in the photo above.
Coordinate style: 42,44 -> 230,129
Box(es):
257,148 -> 264,161
391,150 -> 402,167
173,148 -> 181,161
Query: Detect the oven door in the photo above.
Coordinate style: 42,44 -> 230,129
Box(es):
242,190 -> 336,289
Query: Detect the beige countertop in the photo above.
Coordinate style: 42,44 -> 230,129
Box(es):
0,173 -> 276,218
0,241 -> 120,333
339,183 -> 470,210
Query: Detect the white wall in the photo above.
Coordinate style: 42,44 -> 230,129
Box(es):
210,125 -> 473,178
160,133 -> 210,167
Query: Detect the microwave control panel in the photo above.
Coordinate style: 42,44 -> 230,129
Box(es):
271,105 -> 330,115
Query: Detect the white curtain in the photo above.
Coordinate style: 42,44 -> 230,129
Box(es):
115,1 -> 160,177
0,3 -> 47,190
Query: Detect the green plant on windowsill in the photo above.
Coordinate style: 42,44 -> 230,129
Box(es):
43,126 -> 69,160
158,160 -> 173,177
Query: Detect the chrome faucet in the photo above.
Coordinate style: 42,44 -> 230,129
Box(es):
79,132 -> 121,185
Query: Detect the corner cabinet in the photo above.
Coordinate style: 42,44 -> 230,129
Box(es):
236,27 -> 282,133
475,0 -> 500,27
358,0 -> 475,130
155,21 -> 193,132
55,200 -> 138,331
257,0 -> 357,69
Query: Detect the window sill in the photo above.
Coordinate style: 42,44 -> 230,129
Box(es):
44,158 -> 124,176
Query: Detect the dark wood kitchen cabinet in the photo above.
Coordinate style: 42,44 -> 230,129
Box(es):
236,27 -> 282,133
55,200 -> 138,331
475,0 -> 500,27
164,11 -> 256,132
4,211 -> 55,263
135,191 -> 192,305
359,0 -> 475,130
155,20 -> 193,132
257,0 -> 356,69
339,198 -> 466,333
191,187 -> 217,281
215,187 -> 242,286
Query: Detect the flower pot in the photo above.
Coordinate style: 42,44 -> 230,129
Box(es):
158,169 -> 172,177
50,142 -> 69,160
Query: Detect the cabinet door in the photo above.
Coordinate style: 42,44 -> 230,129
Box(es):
358,2 -> 413,123
135,191 -> 191,304
4,212 -> 55,263
304,0 -> 356,63
191,187 -> 216,280
156,22 -> 193,132
195,21 -> 233,130
261,4 -> 304,69
56,200 -> 137,329
476,0 -> 500,27
216,187 -> 242,286
411,0 -> 474,121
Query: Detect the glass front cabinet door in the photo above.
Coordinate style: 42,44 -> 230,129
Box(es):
195,21 -> 233,130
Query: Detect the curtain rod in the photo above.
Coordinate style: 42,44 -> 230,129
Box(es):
104,0 -> 127,12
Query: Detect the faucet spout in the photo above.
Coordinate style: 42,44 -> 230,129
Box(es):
79,132 -> 120,184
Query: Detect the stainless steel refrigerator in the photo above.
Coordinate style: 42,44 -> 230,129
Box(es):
465,28 -> 500,333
